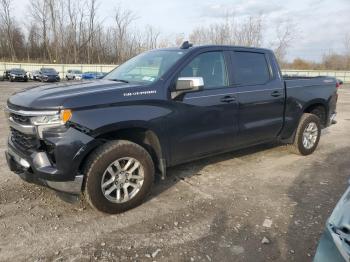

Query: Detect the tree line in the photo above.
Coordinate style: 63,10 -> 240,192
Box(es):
0,0 -> 167,64
0,0 -> 349,70
285,52 -> 350,71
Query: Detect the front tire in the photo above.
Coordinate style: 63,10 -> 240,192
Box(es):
83,140 -> 155,214
288,113 -> 321,155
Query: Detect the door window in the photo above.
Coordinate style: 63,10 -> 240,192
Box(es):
233,52 -> 270,86
179,52 -> 229,89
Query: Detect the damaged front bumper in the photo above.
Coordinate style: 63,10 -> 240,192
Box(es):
5,125 -> 99,195
5,138 -> 84,194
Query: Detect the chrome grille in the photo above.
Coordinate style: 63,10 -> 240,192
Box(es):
10,113 -> 31,125
10,127 -> 39,149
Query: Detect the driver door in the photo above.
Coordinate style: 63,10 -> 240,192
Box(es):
167,51 -> 239,165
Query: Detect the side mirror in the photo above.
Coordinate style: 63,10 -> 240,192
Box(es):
171,77 -> 204,99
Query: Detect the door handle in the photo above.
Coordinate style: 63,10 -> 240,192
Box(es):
220,95 -> 236,103
271,90 -> 282,97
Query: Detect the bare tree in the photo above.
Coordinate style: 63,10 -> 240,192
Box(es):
0,0 -> 16,60
114,5 -> 137,62
189,15 -> 263,47
47,0 -> 59,61
344,33 -> 350,69
271,20 -> 297,64
345,33 -> 350,55
29,0 -> 51,61
144,25 -> 160,50
235,16 -> 263,47
87,0 -> 99,63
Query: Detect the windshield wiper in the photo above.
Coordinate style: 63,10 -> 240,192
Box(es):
110,79 -> 129,83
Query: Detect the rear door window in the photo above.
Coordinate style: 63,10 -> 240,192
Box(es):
232,52 -> 271,86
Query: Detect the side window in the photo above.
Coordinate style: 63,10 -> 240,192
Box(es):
179,52 -> 229,89
233,52 -> 270,86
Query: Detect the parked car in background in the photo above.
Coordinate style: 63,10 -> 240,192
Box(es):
4,43 -> 338,214
314,182 -> 350,262
3,69 -> 14,81
8,68 -> 28,82
28,70 -> 41,81
38,68 -> 60,82
82,71 -> 105,80
66,69 -> 83,80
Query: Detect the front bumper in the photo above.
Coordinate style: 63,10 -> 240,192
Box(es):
5,124 -> 99,194
42,76 -> 60,82
11,76 -> 27,81
5,140 -> 84,194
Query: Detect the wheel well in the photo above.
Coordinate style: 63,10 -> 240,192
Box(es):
80,128 -> 163,174
304,103 -> 327,126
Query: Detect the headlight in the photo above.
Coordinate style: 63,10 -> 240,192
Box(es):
30,109 -> 72,138
30,109 -> 72,125
31,114 -> 62,125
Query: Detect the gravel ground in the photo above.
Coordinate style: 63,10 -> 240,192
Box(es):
0,81 -> 349,262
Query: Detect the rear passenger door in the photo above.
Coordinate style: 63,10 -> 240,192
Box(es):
231,51 -> 285,145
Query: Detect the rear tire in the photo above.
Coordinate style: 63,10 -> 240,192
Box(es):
83,140 -> 155,214
310,107 -> 326,128
288,113 -> 321,155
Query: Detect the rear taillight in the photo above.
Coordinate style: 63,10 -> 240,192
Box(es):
336,80 -> 343,89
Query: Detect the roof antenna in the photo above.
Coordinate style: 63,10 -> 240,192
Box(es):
180,41 -> 193,49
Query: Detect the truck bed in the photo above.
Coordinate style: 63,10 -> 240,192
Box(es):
283,75 -> 336,88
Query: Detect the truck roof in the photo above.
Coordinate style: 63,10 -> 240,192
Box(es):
155,44 -> 271,53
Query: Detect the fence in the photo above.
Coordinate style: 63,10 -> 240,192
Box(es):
0,62 -> 349,83
282,69 -> 350,83
0,62 -> 117,79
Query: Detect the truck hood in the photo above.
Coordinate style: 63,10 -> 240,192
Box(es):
42,73 -> 58,76
7,80 -> 158,110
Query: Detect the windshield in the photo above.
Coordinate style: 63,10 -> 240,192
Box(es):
72,70 -> 82,74
105,50 -> 187,84
11,69 -> 25,74
42,68 -> 56,74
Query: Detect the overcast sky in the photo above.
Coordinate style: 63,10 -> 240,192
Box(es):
16,0 -> 350,62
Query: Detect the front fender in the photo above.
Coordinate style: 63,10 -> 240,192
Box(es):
70,104 -> 172,161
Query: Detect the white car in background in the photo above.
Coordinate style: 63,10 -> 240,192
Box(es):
28,70 -> 41,81
66,69 -> 82,80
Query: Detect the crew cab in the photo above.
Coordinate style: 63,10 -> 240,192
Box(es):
4,43 -> 338,213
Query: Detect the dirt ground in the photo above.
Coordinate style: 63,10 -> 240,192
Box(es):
0,81 -> 349,262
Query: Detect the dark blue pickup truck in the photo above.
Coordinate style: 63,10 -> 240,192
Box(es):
4,43 -> 338,213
